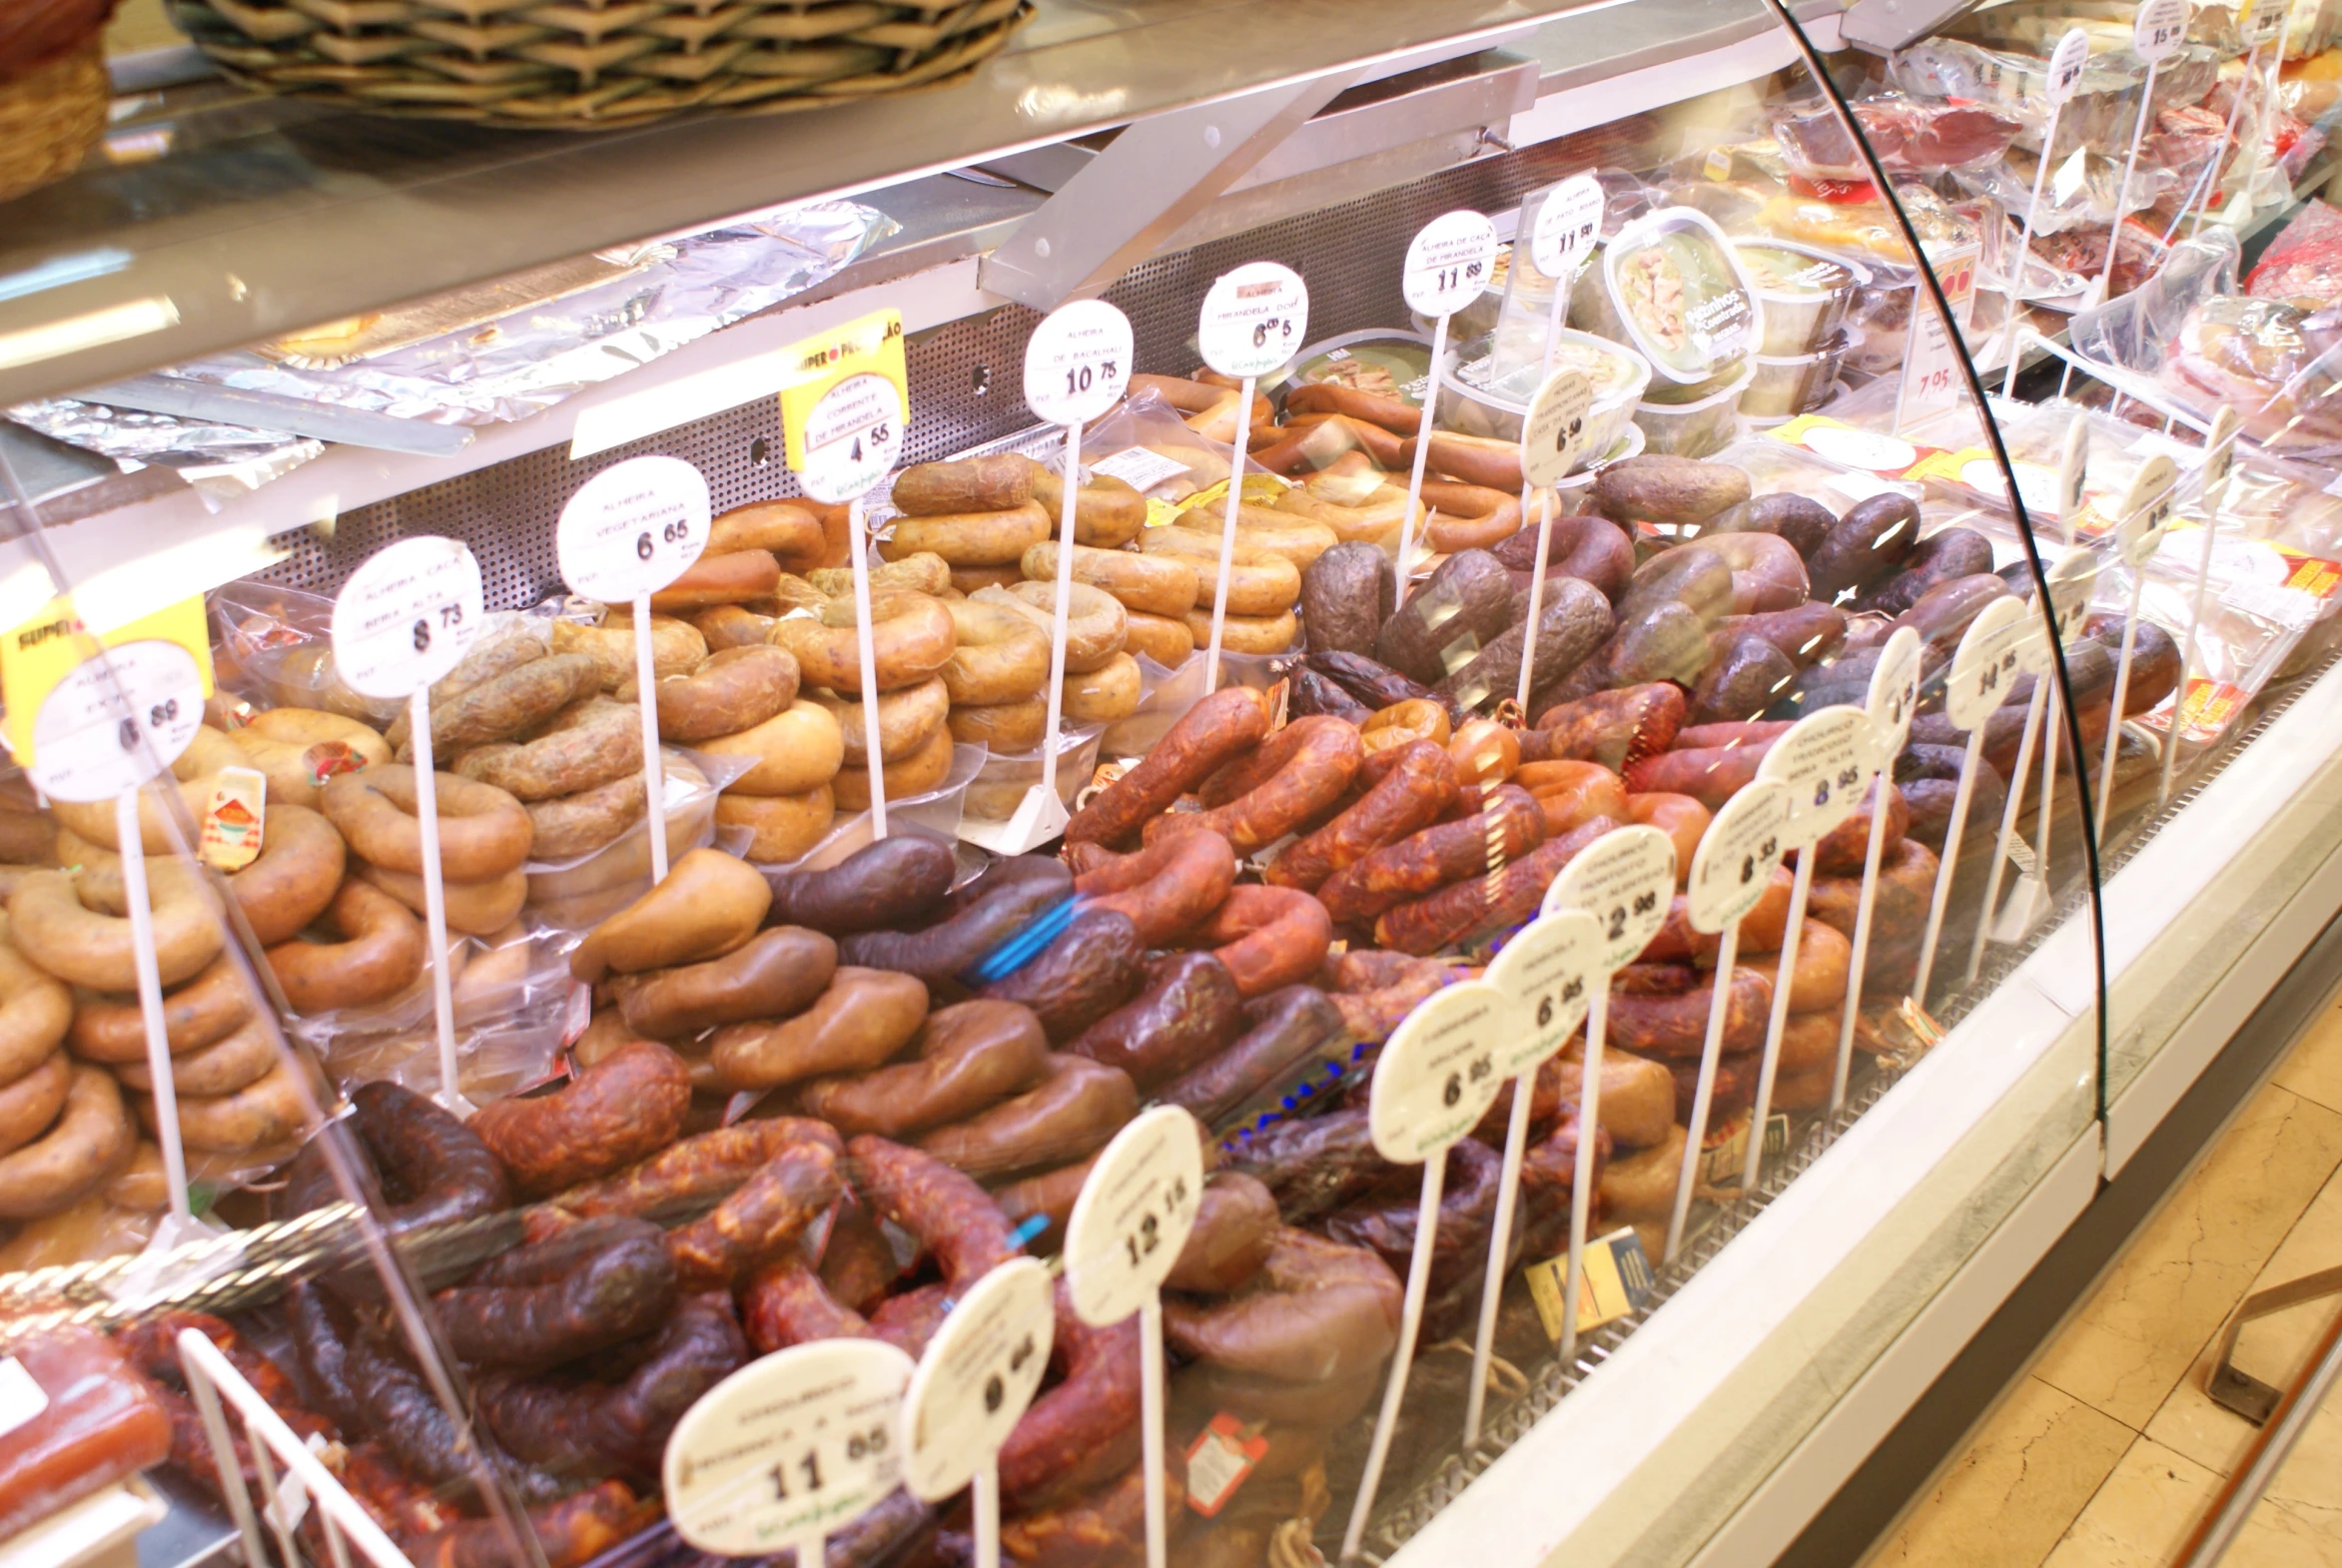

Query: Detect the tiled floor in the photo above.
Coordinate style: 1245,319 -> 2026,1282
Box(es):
1865,1000 -> 2342,1568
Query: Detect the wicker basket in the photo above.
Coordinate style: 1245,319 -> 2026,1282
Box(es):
165,0 -> 1032,131
0,38 -> 109,205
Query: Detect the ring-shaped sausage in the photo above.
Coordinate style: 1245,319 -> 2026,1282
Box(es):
526,773 -> 646,862
412,651 -> 603,756
1196,509 -> 1338,570
1022,542 -> 1197,620
1033,471 -> 1148,549
948,697 -> 1047,753
941,600 -> 1049,706
698,699 -> 843,796
9,863 -> 223,990
0,914 -> 71,1083
1063,653 -> 1143,724
0,1066 -> 132,1218
644,646 -> 799,743
71,955 -> 252,1064
1149,715 -> 1363,855
814,677 -> 949,767
1070,830 -> 1237,947
45,728 -> 241,853
891,454 -> 1040,517
228,709 -> 392,809
1399,429 -> 1525,491
1249,410 -> 1408,475
359,861 -> 529,938
689,604 -> 777,653
647,547 -> 781,612
0,1052 -> 70,1159
1272,473 -> 1418,548
1284,381 -> 1422,434
452,702 -> 640,803
1182,607 -> 1298,655
554,615 -> 706,690
715,787 -> 834,864
225,802 -> 347,946
141,1056 -> 318,1154
882,500 -> 1053,568
832,725 -> 955,812
986,582 -> 1128,675
1420,479 -> 1524,553
116,1014 -> 279,1098
771,592 -> 956,694
324,766 -> 533,881
1139,530 -> 1299,616
268,878 -> 426,1013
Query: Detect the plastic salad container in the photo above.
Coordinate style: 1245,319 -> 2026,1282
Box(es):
1741,331 -> 1852,418
1633,361 -> 1753,457
1577,206 -> 1764,386
1436,330 -> 1651,468
1734,241 -> 1866,356
1289,329 -> 1434,410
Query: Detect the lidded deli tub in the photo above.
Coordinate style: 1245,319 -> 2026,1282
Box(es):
1435,330 -> 1651,471
1575,206 -> 1765,388
1733,240 -> 1867,356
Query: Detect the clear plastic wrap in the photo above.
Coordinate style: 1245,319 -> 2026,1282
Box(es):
2245,198 -> 2342,310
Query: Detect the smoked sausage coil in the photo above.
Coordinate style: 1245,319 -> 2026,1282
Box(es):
1265,738 -> 1456,893
280,1081 -> 513,1291
762,836 -> 956,936
1197,885 -> 1333,999
432,1215 -> 676,1371
344,1324 -> 565,1502
1064,687 -> 1267,849
551,1118 -> 840,1221
1157,985 -> 1346,1130
665,1141 -> 842,1289
1623,735 -> 1779,808
848,1135 -> 1021,1287
1065,952 -> 1243,1091
1000,1283 -> 1142,1510
1605,967 -> 1772,1057
1145,716 -> 1364,854
1068,830 -> 1236,946
1521,684 -> 1685,770
1316,784 -> 1545,928
469,1042 -> 690,1196
1372,816 -> 1617,957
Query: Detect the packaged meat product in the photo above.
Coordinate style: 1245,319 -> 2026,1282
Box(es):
2246,200 -> 2342,311
0,1328 -> 173,1538
1773,95 -> 2020,181
2166,296 -> 2342,451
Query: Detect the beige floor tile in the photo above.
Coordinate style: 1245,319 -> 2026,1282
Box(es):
2146,1163 -> 2342,1475
2033,1087 -> 2342,1428
2223,1406 -> 2342,1568
2274,997 -> 2342,1119
2039,1437 -> 2222,1568
1870,1378 -> 2135,1568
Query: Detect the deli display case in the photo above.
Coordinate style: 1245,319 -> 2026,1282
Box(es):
0,0 -> 2334,1564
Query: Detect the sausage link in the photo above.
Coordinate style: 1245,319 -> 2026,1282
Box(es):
665,1142 -> 842,1289
1065,688 -> 1268,848
433,1215 -> 677,1371
1623,737 -> 1778,807
1148,716 -> 1364,853
849,1135 -> 1020,1286
977,907 -> 1146,1042
1000,1284 -> 1142,1510
1157,985 -> 1346,1129
1638,864 -> 1795,961
608,926 -> 838,1040
1197,885 -> 1334,998
1605,967 -> 1772,1057
1069,831 -> 1237,946
916,1055 -> 1137,1181
1371,817 -> 1617,956
1267,739 -> 1457,893
800,999 -> 1049,1138
1166,1171 -> 1279,1292
1316,784 -> 1545,927
469,1042 -> 691,1196
1521,683 -> 1685,769
1065,952 -> 1243,1091
477,1294 -> 747,1481
551,1119 -> 840,1221
1808,780 -> 1908,875
762,836 -> 956,936
838,864 -> 1071,998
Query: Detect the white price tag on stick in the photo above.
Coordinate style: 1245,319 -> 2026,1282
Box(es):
2134,0 -> 2187,60
1946,595 -> 2034,731
1197,263 -> 1309,380
1024,300 -> 1134,427
902,1258 -> 1055,1503
329,537 -> 484,700
1686,779 -> 1792,934
2047,27 -> 2092,103
1867,626 -> 1923,751
2045,550 -> 2099,650
797,374 -> 905,506
1521,370 -> 1594,488
26,641 -> 203,803
1758,706 -> 1879,846
1482,908 -> 1602,1074
1370,981 -> 1509,1164
1403,210 -> 1499,319
1530,173 -> 1605,285
1542,823 -> 1677,968
1066,1107 -> 1203,1325
556,455 -> 710,602
2117,452 -> 2179,566
665,1338 -> 912,1558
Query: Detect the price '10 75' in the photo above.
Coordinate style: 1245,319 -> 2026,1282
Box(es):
636,518 -> 691,560
411,601 -> 465,653
1066,362 -> 1119,395
1122,1173 -> 1193,1267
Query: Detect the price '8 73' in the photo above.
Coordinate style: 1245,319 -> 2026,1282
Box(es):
117,698 -> 179,752
635,517 -> 691,561
411,601 -> 465,653
1442,1054 -> 1495,1107
1122,1173 -> 1194,1267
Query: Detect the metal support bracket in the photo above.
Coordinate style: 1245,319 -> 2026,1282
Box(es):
2205,1262 -> 2342,1423
1840,0 -> 1983,55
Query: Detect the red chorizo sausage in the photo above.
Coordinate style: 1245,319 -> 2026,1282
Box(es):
1371,817 -> 1617,956
1316,784 -> 1545,928
664,1141 -> 843,1289
1605,968 -> 1772,1057
1069,830 -> 1237,945
1623,737 -> 1778,807
1197,885 -> 1334,998
1628,793 -> 1710,883
1066,687 -> 1268,848
1807,780 -> 1908,875
1147,716 -> 1363,853
1266,738 -> 1457,893
550,1118 -> 840,1220
469,1042 -> 691,1196
1521,683 -> 1684,769
1671,718 -> 1798,751
1000,1283 -> 1142,1510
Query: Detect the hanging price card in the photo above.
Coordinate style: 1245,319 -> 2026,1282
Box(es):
2241,0 -> 2286,47
1758,706 -> 1879,845
2044,549 -> 2099,651
1065,1106 -> 1204,1326
2047,28 -> 2092,102
1945,595 -> 2036,730
1542,823 -> 1676,969
0,593 -> 211,771
1025,300 -> 1134,427
2134,0 -> 2187,60
26,640 -> 205,803
1520,370 -> 1594,487
556,455 -> 711,602
1686,779 -> 1793,933
1402,210 -> 1499,319
1481,908 -> 1603,1074
1369,981 -> 1509,1163
780,310 -> 909,506
2203,404 -> 2242,496
665,1338 -> 912,1557
2117,453 -> 2179,566
1197,263 -> 1309,380
901,1258 -> 1055,1503
2058,415 -> 2089,539
1894,241 -> 1980,437
329,537 -> 485,700
1530,174 -> 1605,285
1867,626 -> 1924,751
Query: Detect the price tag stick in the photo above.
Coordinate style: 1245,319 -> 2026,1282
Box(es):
628,594 -> 670,884
1917,725 -> 1989,1008
1202,379 -> 1258,695
2093,61 -> 2162,311
1743,853 -> 1814,1192
1514,489 -> 1557,711
1467,1070 -> 1534,1448
1966,677 -> 2047,987
1668,917 -> 1740,1261
1395,320 -> 1447,606
2092,562 -> 2149,846
2030,681 -> 2062,911
2161,411 -> 2238,805
1139,1292 -> 1168,1565
1829,776 -> 1894,1112
1339,1151 -> 1442,1564
1558,976 -> 1610,1359
1998,132 -> 2063,397
848,500 -> 889,839
1039,422 -> 1084,811
116,788 -> 192,1222
403,690 -> 467,1114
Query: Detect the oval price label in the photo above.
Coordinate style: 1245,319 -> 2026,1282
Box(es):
1402,210 -> 1499,319
2058,416 -> 2088,535
2133,0 -> 2187,60
1369,981 -> 1508,1164
1481,907 -> 1603,1076
2044,550 -> 2099,654
1945,594 -> 2035,731
2117,453 -> 2178,567
1065,1106 -> 1204,1326
557,454 -> 711,603
1867,626 -> 1923,751
1757,706 -> 1879,847
27,640 -> 204,803
794,373 -> 904,505
330,536 -> 485,700
664,1336 -> 912,1557
1530,173 -> 1605,285
1197,262 -> 1309,381
1687,778 -> 1793,934
1520,370 -> 1593,487
1541,823 -> 1676,970
2047,28 -> 2092,105
901,1257 -> 1055,1503
1025,300 -> 1134,427
2203,404 -> 2242,498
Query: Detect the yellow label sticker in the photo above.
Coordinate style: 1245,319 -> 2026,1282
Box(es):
1172,473 -> 1287,518
1703,146 -> 1735,183
776,309 -> 907,475
0,594 -> 215,768
200,765 -> 267,871
1526,1226 -> 1655,1340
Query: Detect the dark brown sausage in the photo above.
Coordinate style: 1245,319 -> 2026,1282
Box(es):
1065,952 -> 1244,1091
478,1294 -> 748,1481
761,836 -> 957,935
838,864 -> 1071,997
1157,985 -> 1347,1130
800,999 -> 1050,1138
433,1216 -> 676,1371
978,907 -> 1146,1042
